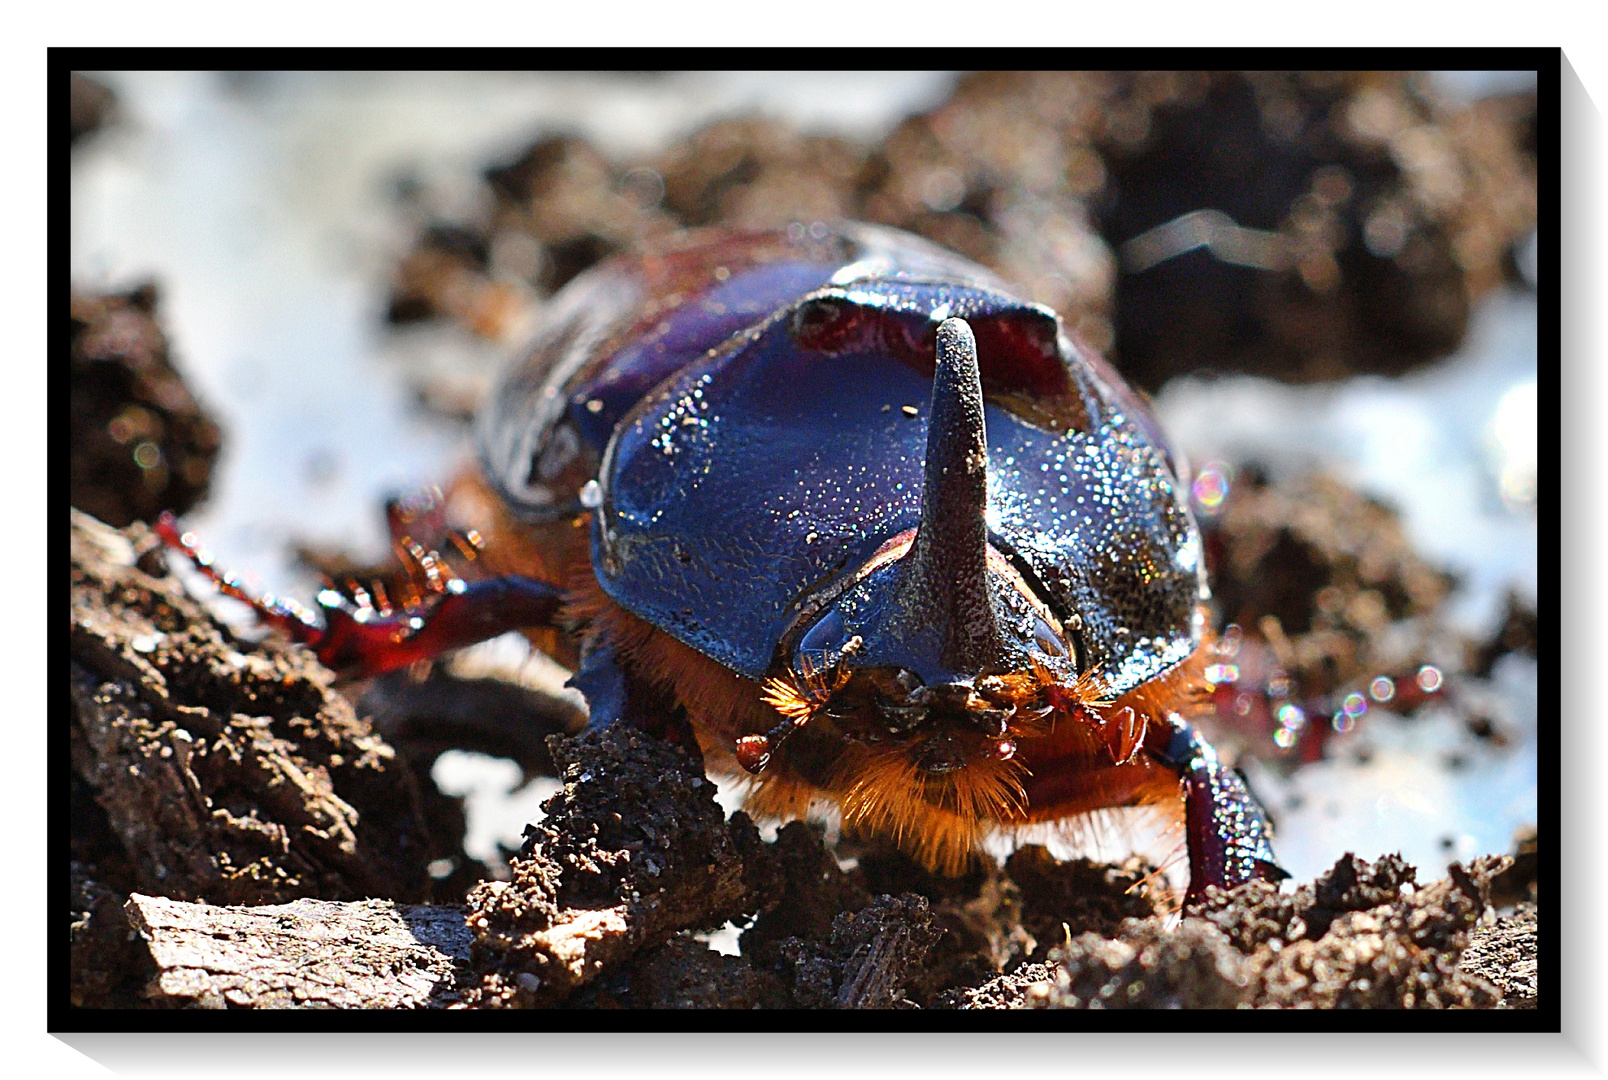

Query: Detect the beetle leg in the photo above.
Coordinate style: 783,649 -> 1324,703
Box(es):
312,575 -> 563,678
156,512 -> 562,680
568,638 -> 629,731
1153,721 -> 1289,904
566,635 -> 704,762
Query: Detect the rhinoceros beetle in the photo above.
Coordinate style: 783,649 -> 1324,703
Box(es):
159,221 -> 1286,902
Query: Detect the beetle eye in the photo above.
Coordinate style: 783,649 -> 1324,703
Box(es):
792,297 -> 857,349
1032,616 -> 1067,658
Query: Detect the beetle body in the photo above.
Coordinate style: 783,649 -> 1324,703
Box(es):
162,221 -> 1284,900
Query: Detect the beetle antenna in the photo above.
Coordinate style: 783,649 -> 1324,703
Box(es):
900,316 -> 1007,674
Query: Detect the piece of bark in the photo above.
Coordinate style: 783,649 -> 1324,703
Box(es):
70,510 -> 434,906
126,894 -> 470,1008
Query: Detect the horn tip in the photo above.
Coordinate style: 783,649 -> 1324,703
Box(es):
936,316 -> 974,352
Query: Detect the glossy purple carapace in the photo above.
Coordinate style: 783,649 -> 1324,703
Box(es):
483,224 -> 1202,699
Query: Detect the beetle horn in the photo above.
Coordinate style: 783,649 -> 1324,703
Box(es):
901,316 -> 1008,674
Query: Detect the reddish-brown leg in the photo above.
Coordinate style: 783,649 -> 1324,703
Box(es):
1153,722 -> 1288,903
155,512 -> 563,680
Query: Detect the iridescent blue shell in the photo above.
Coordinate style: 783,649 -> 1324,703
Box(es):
479,222 -> 1203,699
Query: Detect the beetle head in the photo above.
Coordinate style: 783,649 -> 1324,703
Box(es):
758,318 -> 1081,778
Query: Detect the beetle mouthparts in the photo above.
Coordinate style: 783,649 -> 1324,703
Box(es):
898,316 -> 1009,675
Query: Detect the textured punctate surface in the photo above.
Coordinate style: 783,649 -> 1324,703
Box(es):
584,240 -> 1200,696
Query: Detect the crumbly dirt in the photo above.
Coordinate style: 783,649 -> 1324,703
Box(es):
70,510 -> 435,913
69,500 -> 1539,1011
70,285 -> 223,528
949,851 -> 1515,1009
456,724 -> 780,1007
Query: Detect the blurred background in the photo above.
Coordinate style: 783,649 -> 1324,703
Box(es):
69,69 -> 1539,897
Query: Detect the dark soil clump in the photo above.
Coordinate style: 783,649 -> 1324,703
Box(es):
458,724 -> 780,1007
70,862 -> 150,1009
70,286 -> 223,528
951,852 -> 1512,1009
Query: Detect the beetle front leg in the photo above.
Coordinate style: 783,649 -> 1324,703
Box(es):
312,575 -> 564,678
156,512 -> 563,680
1155,721 -> 1289,904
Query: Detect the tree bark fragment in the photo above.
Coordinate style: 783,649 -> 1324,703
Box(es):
126,893 -> 471,1009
